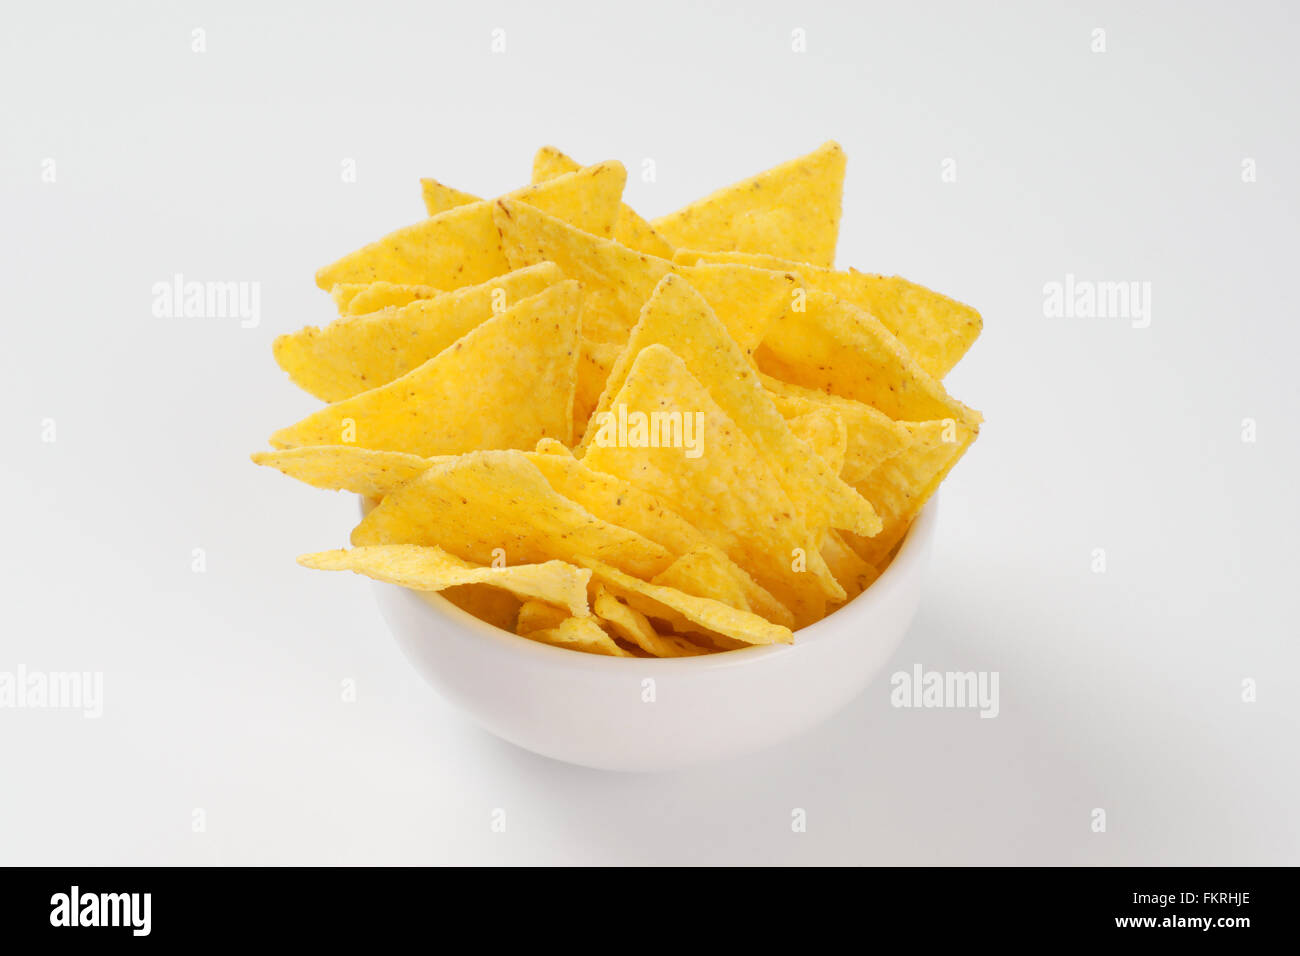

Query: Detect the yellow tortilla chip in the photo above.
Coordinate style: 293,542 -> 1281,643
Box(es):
580,274 -> 880,538
761,374 -> 911,485
441,584 -> 520,632
496,196 -> 672,341
515,599 -> 571,634
297,545 -> 591,618
524,446 -> 792,626
575,338 -> 620,438
419,179 -> 482,216
331,281 -> 443,317
674,249 -> 981,379
672,263 -> 799,355
846,418 -> 979,566
351,450 -> 674,580
581,343 -> 841,625
757,290 -> 981,425
276,263 -> 563,402
532,146 -> 674,258
316,162 -> 626,290
581,560 -> 792,647
269,281 -> 581,455
493,199 -> 793,350
252,446 -> 432,498
523,615 -> 632,657
787,407 -> 847,476
591,586 -> 707,657
651,141 -> 845,267
650,551 -> 750,612
820,530 -> 879,601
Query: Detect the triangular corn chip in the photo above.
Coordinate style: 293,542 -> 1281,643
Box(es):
650,551 -> 750,613
580,274 -> 880,538
787,407 -> 847,476
591,585 -> 707,657
442,584 -> 520,632
756,290 -> 981,425
532,146 -> 674,258
845,418 -> 979,566
525,443 -> 792,626
515,599 -> 571,634
674,249 -> 981,379
651,142 -> 846,267
253,439 -> 792,627
252,446 -> 433,498
581,344 -> 842,625
575,338 -> 620,436
316,162 -> 626,290
523,615 -> 632,657
331,281 -> 443,317
496,196 -> 672,340
269,281 -> 581,455
820,530 -> 879,601
673,262 -> 799,355
351,450 -> 674,580
581,559 -> 792,647
494,198 -> 795,349
419,179 -> 482,216
276,263 -> 563,401
297,545 -> 591,618
762,374 -> 911,485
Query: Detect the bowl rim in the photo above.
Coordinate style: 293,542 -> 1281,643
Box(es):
368,494 -> 938,673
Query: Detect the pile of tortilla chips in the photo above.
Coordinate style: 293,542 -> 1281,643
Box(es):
254,142 -> 982,657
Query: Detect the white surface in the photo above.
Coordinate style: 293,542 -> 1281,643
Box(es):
2,0 -> 1297,865
380,501 -> 935,772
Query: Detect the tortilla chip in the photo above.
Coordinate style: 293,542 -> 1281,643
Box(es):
515,599 -> 571,634
419,179 -> 482,216
252,446 -> 432,498
673,262 -> 799,354
650,551 -> 750,612
532,146 -> 674,258
351,450 -> 674,580
331,281 -> 444,317
316,162 -> 626,290
276,263 -> 563,402
820,530 -> 879,601
581,343 -> 841,625
297,545 -> 591,617
787,407 -> 847,476
674,249 -> 981,379
651,141 -> 845,267
575,338 -> 620,439
581,560 -> 792,647
523,615 -> 633,657
756,290 -> 981,425
580,273 -> 880,538
846,418 -> 979,566
591,585 -> 707,657
495,197 -> 673,342
494,199 -> 793,350
441,584 -> 520,632
524,446 -> 792,626
269,281 -> 581,455
761,374 -> 911,485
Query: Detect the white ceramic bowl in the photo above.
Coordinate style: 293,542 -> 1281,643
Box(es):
372,497 -> 938,772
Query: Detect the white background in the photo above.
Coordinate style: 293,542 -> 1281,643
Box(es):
2,0 -> 1297,865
